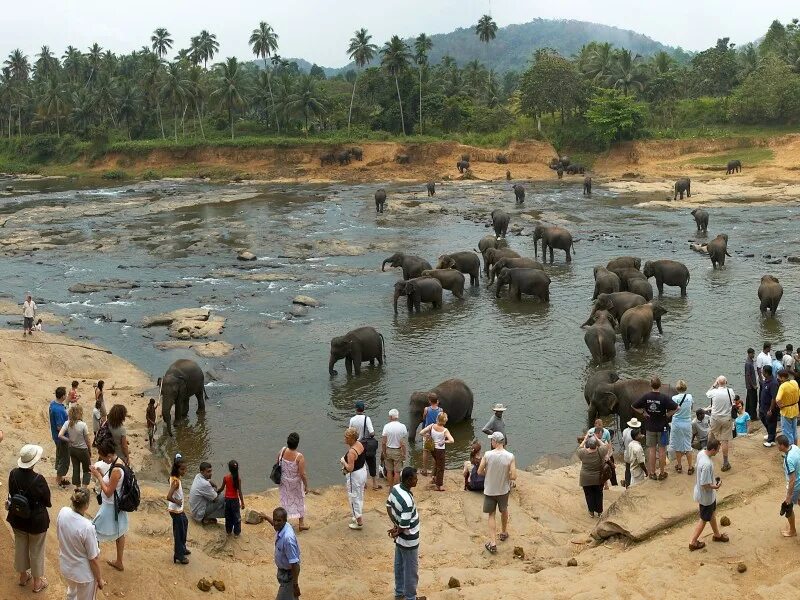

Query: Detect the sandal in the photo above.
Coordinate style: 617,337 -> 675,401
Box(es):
688,541 -> 706,551
372,485 -> 383,490
658,472 -> 668,481
687,467 -> 695,475
721,463 -> 731,472
675,464 -> 682,473
498,532 -> 509,542
33,578 -> 49,593
649,474 -> 657,481
484,541 -> 497,554
18,572 -> 31,586
712,533 -> 729,543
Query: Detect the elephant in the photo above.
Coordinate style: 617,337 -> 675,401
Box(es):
559,155 -> 571,167
584,370 -> 620,405
583,310 -> 618,362
606,256 -> 641,271
533,225 -> 575,264
476,235 -> 508,256
329,326 -> 385,376
319,152 -> 335,166
489,257 -> 543,285
691,208 -> 709,232
349,147 -> 363,161
336,151 -> 351,166
409,379 -> 474,432
707,234 -> 731,269
426,181 -> 436,196
395,154 -> 410,164
512,184 -> 525,204
420,269 -> 465,299
626,277 -> 654,301
375,188 -> 387,213
583,291 -> 647,326
506,170 -> 512,181
592,266 -> 621,299
382,252 -> 432,280
583,177 -> 592,196
436,252 -> 481,285
585,376 -> 678,428
557,167 -> 563,179
491,209 -> 510,238
496,153 -> 508,164
610,268 -> 648,292
619,302 -> 667,349
393,277 -> 443,313
758,275 -> 783,316
457,160 -> 470,174
643,259 -> 690,296
674,177 -> 691,200
483,247 -> 521,277
160,359 -> 207,437
461,153 -> 470,162
566,163 -> 585,175
495,268 -> 551,302
726,159 -> 741,174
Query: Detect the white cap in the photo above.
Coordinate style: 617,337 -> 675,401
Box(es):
388,409 -> 399,419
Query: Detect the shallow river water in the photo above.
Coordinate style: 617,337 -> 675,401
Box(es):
3,177 -> 800,489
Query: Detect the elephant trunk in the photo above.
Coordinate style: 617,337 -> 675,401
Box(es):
382,259 -> 390,272
393,290 -> 400,314
328,355 -> 338,376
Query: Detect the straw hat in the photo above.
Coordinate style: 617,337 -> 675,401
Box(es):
17,444 -> 43,469
626,418 -> 642,429
491,403 -> 508,412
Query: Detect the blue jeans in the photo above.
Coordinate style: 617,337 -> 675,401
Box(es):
394,545 -> 419,600
171,512 -> 188,560
782,416 -> 797,446
224,498 -> 241,535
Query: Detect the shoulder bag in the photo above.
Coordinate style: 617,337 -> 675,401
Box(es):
269,448 -> 286,485
360,416 -> 378,458
727,389 -> 737,420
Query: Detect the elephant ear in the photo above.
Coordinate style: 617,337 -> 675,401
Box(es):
599,391 -> 618,414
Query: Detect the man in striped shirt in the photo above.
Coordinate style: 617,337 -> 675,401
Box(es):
386,467 -> 424,600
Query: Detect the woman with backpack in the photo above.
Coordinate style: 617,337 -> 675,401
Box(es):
89,437 -> 128,572
670,380 -> 695,475
278,433 -> 309,532
7,444 -> 51,593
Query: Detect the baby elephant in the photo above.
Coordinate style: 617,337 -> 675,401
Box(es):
674,178 -> 691,200
375,189 -> 387,213
457,160 -> 470,174
726,159 -> 742,174
512,184 -> 525,204
426,181 -> 435,196
583,177 -> 592,196
619,302 -> 668,349
758,275 -> 783,316
495,268 -> 551,302
420,269 -> 465,299
329,327 -> 385,376
707,234 -> 730,269
393,278 -> 443,314
691,208 -> 709,233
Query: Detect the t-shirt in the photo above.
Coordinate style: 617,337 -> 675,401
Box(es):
223,473 -> 241,500
624,440 -> 647,486
756,351 -> 772,376
92,408 -> 101,433
423,406 -> 442,428
734,412 -> 751,434
632,392 -> 678,432
693,450 -> 716,506
784,354 -> 796,372
382,420 -> 408,449
23,300 -> 36,318
671,393 -> 694,422
349,414 -> 374,439
49,400 -> 68,442
692,416 -> 709,443
783,445 -> 800,496
760,378 -> 779,411
585,427 -> 611,443
109,424 -> 126,456
773,359 -> 785,378
56,506 -> 100,584
706,386 -> 736,421
622,427 -> 634,452
274,522 -> 301,569
481,448 -> 514,496
386,483 -> 420,548
482,415 -> 506,438
167,476 -> 184,513
59,420 -> 89,449
777,380 -> 800,419
189,473 -> 220,522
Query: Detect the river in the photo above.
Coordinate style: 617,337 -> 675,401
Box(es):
2,176 -> 798,489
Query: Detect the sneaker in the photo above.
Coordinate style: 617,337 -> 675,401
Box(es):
348,522 -> 363,530
764,442 -> 775,447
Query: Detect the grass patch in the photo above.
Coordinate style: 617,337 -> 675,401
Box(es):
101,169 -> 126,180
684,147 -> 774,167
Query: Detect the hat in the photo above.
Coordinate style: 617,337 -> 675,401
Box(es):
489,431 -> 505,443
17,444 -> 43,469
388,408 -> 399,419
491,403 -> 508,412
626,418 -> 642,429
355,401 -> 365,411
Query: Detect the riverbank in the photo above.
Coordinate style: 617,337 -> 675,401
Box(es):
0,329 -> 797,599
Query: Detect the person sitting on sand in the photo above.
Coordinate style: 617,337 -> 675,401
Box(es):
692,409 -> 710,450
189,462 -> 225,525
778,434 -> 800,537
463,441 -> 485,492
34,318 -> 43,332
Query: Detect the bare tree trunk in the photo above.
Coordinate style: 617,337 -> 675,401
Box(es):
264,58 -> 279,133
347,72 -> 358,135
395,75 -> 406,136
418,66 -> 423,135
181,103 -> 187,137
229,104 -> 234,140
195,102 -> 206,140
56,114 -> 60,137
156,99 -> 165,139
173,107 -> 178,143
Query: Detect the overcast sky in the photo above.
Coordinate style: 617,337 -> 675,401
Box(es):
3,0 -> 796,67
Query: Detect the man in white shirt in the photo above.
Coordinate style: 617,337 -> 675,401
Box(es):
756,343 -> 773,382
705,376 -> 735,471
189,462 -> 225,524
381,409 -> 408,488
624,432 -> 647,487
22,294 -> 36,336
783,345 -> 796,377
622,418 -> 642,487
478,431 -> 516,554
56,488 -> 104,598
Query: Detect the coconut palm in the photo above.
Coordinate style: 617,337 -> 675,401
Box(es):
588,42 -> 614,83
186,66 -> 207,139
611,49 -> 646,96
117,80 -> 139,139
210,57 -> 248,139
151,28 -> 174,59
39,75 -> 66,135
62,46 -> 83,83
69,88 -> 95,136
85,43 -> 103,87
414,33 -> 433,134
196,30 -> 219,70
381,35 -> 412,135
5,49 -> 30,82
475,14 -> 498,44
285,73 -> 326,133
161,62 -> 191,141
141,52 -> 166,138
249,21 -> 279,132
34,46 -> 57,80
345,28 -> 377,133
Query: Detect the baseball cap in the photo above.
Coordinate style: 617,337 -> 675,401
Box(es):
490,431 -> 505,443
355,401 -> 365,411
388,408 -> 399,418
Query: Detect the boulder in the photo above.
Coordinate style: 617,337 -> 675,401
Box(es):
69,280 -> 140,294
288,305 -> 309,318
245,509 -> 265,525
567,558 -> 578,567
292,295 -> 320,307
237,250 -> 257,261
197,578 -> 212,592
788,256 -> 800,264
159,282 -> 193,288
213,580 -> 226,591
142,308 -> 210,328
168,315 -> 225,340
448,577 -> 460,589
154,340 -> 234,358
240,273 -> 299,282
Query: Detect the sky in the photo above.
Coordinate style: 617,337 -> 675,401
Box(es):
3,0 -> 797,67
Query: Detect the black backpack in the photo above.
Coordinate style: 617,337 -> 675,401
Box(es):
93,421 -> 112,449
111,458 -> 141,515
5,471 -> 35,520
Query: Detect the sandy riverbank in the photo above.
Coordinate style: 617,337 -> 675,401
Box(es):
0,329 -> 798,599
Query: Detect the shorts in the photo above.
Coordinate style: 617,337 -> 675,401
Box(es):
23,317 -> 33,330
699,501 -> 716,522
384,447 -> 404,474
645,430 -> 667,447
709,418 -> 733,441
482,492 -> 509,514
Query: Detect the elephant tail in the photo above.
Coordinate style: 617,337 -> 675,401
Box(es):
203,386 -> 210,402
379,333 -> 387,364
571,240 -> 576,254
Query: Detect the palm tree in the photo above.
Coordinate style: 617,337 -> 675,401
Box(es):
34,46 -> 57,80
4,50 -> 30,136
285,74 -> 326,133
187,66 -> 207,139
249,21 -> 280,133
142,52 -> 166,138
151,28 -> 174,59
463,59 -> 486,98
85,43 -> 103,87
588,42 -> 614,83
117,80 -> 139,139
69,88 -> 95,137
62,46 -> 83,83
39,75 -> 66,135
414,33 -> 433,134
195,31 -> 219,70
651,51 -> 675,75
475,14 -> 498,44
210,57 -> 248,139
380,35 -> 411,135
161,62 -> 191,141
346,28 -> 377,134
611,49 -> 646,96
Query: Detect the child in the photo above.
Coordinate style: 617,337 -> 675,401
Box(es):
34,318 -> 43,332
218,460 -> 245,536
68,380 -> 81,404
146,398 -> 158,448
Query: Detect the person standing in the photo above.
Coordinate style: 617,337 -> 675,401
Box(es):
68,381 -> 81,405
8,444 -> 51,593
705,376 -> 736,471
761,365 -> 780,447
773,352 -> 785,382
57,487 -> 104,600
350,401 -> 380,491
478,431 -> 516,554
784,345 -> 796,379
189,462 -> 225,524
49,386 -> 70,487
774,370 -> 800,446
278,433 -> 309,531
624,432 -> 648,487
745,348 -> 758,420
756,342 -> 773,382
166,454 -> 189,564
386,467 -> 420,600
219,460 -> 245,537
89,438 -> 128,572
106,405 -> 129,465
578,435 -> 610,516
92,399 -> 104,446
689,439 -> 727,550
777,434 -> 800,537
58,403 -> 92,488
22,294 -> 36,336
267,507 -> 301,600
94,381 -> 107,421
418,393 -> 441,477
482,403 -> 507,443
632,377 -> 678,481
341,427 -> 367,530
418,412 -> 454,491
622,417 -> 642,487
670,380 -> 695,475
381,409 -> 408,489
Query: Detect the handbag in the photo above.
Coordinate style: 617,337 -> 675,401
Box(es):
269,448 -> 285,485
727,389 -> 737,420
600,455 -> 614,485
360,416 -> 378,458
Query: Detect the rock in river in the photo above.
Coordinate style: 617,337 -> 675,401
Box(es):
237,250 -> 257,261
69,280 -> 140,294
292,295 -> 320,307
154,340 -> 234,358
142,308 -> 210,328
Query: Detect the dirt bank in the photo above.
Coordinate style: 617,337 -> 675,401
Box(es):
0,329 -> 797,599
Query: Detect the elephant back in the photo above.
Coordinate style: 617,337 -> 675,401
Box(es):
431,379 -> 473,423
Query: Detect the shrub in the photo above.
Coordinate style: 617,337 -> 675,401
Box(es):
101,170 -> 126,180
141,169 -> 160,180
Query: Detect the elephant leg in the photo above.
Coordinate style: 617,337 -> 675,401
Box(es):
345,357 -> 354,376
406,297 -> 413,313
680,284 -> 687,297
549,247 -> 554,264
196,387 -> 206,413
565,248 -> 572,263
657,280 -> 664,295
369,359 -> 375,366
351,350 -> 362,375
